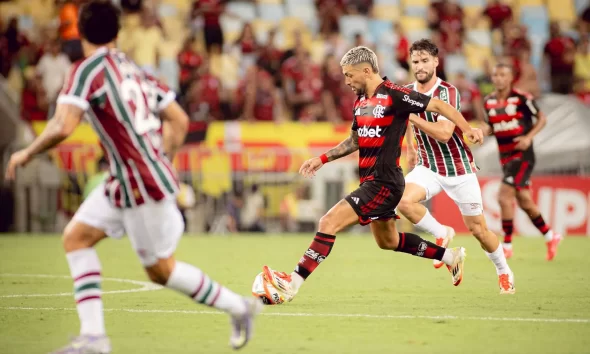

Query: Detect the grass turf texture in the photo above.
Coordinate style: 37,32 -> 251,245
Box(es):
1,234 -> 589,354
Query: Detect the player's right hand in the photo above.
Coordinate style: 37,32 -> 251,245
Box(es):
465,127 -> 484,145
299,157 -> 324,178
5,149 -> 32,181
407,149 -> 418,170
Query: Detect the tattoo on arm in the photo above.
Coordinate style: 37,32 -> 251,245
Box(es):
325,131 -> 359,162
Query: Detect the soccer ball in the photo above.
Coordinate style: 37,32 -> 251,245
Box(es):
251,272 -> 286,305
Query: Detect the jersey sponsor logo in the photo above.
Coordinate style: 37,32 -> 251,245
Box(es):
493,118 -> 519,132
352,197 -> 360,204
507,97 -> 520,103
376,94 -> 389,99
305,248 -> 320,260
373,105 -> 385,118
358,125 -> 382,138
403,95 -> 424,108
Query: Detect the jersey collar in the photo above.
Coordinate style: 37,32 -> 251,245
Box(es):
412,77 -> 442,97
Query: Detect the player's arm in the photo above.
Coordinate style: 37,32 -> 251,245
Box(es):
160,101 -> 189,161
514,97 -> 546,150
405,122 -> 418,169
324,130 -> 359,162
408,112 -> 456,143
5,103 -> 83,180
424,98 -> 484,145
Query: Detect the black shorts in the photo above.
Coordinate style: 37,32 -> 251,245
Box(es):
345,181 -> 403,226
502,159 -> 534,190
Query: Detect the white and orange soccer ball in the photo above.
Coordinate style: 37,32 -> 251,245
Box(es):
251,272 -> 286,305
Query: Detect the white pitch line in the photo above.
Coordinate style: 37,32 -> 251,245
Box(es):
1,306 -> 589,324
0,273 -> 162,298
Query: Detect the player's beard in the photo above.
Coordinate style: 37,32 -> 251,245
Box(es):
415,70 -> 435,84
354,84 -> 366,96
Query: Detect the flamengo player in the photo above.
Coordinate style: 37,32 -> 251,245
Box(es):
261,46 -> 485,303
483,63 -> 561,260
398,39 -> 515,294
5,2 -> 261,353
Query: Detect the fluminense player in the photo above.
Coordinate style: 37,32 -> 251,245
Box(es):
5,1 -> 261,352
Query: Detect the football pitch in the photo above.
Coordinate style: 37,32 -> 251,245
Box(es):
1,234 -> 589,354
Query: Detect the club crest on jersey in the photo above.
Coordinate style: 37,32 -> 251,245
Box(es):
439,89 -> 448,102
505,104 -> 517,115
373,105 -> 385,118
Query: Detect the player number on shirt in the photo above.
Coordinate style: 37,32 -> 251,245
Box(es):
121,79 -> 161,135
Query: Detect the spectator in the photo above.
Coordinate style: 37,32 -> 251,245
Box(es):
133,8 -> 164,75
258,28 -> 284,86
353,33 -> 367,47
321,54 -> 355,123
59,0 -> 83,62
455,72 -> 484,122
430,31 -> 447,80
36,40 -> 71,104
317,0 -> 346,36
191,0 -> 225,54
237,64 -> 282,122
346,0 -> 373,15
513,48 -> 540,98
574,37 -> 590,93
178,36 -> 203,99
475,58 -> 495,97
504,23 -> 531,57
0,17 -> 29,77
21,67 -> 49,122
480,0 -> 512,31
543,22 -> 576,94
324,31 -> 347,59
578,5 -> 590,35
234,23 -> 259,75
186,60 -> 222,121
394,23 -> 410,72
226,191 -> 243,233
239,184 -> 266,233
281,49 -> 323,121
428,0 -> 464,52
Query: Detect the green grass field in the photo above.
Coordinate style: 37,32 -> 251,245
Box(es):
1,234 -> 590,354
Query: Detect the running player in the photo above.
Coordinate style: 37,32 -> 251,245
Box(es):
483,63 -> 561,260
398,39 -> 515,294
5,2 -> 261,353
261,46 -> 485,304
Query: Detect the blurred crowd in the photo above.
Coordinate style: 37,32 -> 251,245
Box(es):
2,0 -> 590,126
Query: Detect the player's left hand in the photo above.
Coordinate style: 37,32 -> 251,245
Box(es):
5,149 -> 32,181
513,136 -> 532,150
465,127 -> 484,145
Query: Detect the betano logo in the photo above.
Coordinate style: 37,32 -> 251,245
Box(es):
403,95 -> 424,108
358,125 -> 382,137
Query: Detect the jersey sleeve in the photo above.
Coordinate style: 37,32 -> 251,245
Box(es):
387,83 -> 432,115
522,95 -> 540,119
146,73 -> 176,112
56,60 -> 102,111
437,86 -> 461,121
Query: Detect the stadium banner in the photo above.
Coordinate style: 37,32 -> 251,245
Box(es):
431,176 -> 590,237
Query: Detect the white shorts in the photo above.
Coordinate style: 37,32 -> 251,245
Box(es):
405,165 -> 483,216
73,184 -> 184,266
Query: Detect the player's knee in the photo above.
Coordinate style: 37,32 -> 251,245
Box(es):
62,224 -> 91,252
397,197 -> 413,215
516,193 -> 534,211
497,193 -> 512,208
318,213 -> 340,235
376,236 -> 398,250
467,219 -> 486,240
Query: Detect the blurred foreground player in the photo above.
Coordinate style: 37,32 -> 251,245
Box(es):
261,46 -> 486,304
5,1 -> 261,353
399,39 -> 515,294
483,64 -> 561,260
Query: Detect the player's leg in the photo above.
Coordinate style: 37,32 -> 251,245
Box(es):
123,199 -> 262,350
370,219 -> 466,286
443,173 -> 515,294
497,183 -> 516,258
52,186 -> 123,353
515,188 -> 562,260
399,166 -> 455,268
263,198 -> 359,301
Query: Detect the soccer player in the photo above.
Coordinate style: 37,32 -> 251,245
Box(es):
397,39 -> 515,294
261,46 -> 485,304
482,63 -> 561,260
5,2 -> 261,353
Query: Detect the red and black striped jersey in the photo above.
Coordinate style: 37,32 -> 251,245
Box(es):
57,47 -> 178,208
483,88 -> 539,165
351,78 -> 431,185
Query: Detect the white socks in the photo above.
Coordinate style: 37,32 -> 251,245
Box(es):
66,248 -> 106,336
543,229 -> 554,242
485,244 -> 512,275
290,272 -> 305,291
414,209 -> 448,239
165,261 -> 246,316
441,249 -> 455,266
